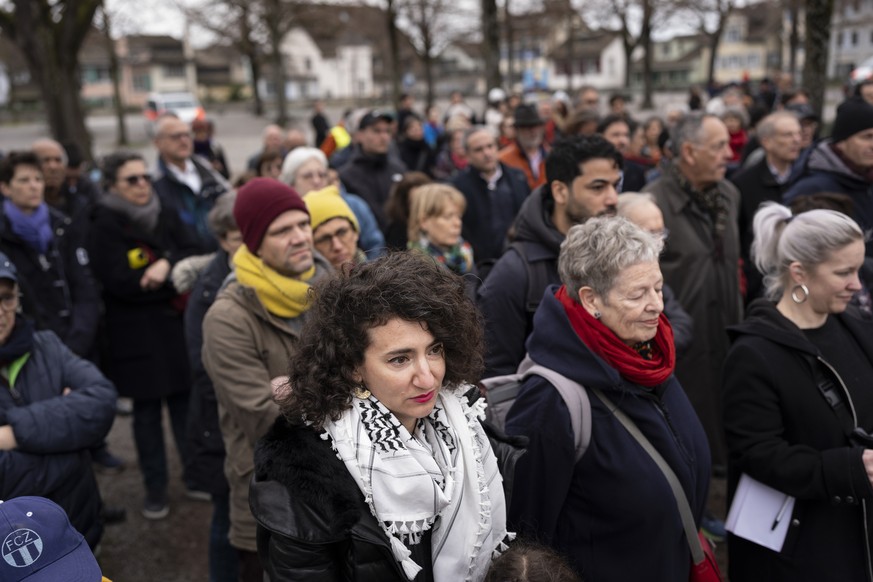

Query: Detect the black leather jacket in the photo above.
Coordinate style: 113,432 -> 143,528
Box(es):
251,416 -> 431,582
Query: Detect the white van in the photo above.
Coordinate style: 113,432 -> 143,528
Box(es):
144,92 -> 205,135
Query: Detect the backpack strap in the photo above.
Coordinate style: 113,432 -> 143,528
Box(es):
520,356 -> 592,463
508,242 -> 551,314
591,387 -> 706,565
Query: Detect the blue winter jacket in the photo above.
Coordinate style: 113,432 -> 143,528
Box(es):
505,286 -> 711,582
0,328 -> 117,547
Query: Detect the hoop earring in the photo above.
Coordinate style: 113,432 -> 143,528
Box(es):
791,284 -> 809,304
353,385 -> 371,400
593,311 -> 602,319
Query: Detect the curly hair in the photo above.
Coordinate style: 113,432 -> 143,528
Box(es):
278,251 -> 484,428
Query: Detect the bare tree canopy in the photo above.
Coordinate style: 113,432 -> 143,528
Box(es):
0,0 -> 102,161
184,0 -> 266,117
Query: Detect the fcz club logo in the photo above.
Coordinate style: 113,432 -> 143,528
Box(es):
2,528 -> 43,567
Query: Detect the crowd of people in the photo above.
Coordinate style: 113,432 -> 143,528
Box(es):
3,75 -> 873,582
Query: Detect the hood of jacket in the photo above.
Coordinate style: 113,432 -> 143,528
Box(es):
805,140 -> 869,189
728,298 -> 837,357
511,186 -> 564,254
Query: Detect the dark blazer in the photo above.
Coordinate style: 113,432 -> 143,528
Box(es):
723,300 -> 873,582
0,207 -> 100,356
451,163 -> 530,264
0,329 -> 117,548
251,416 -> 432,582
87,202 -> 198,399
152,156 -> 230,254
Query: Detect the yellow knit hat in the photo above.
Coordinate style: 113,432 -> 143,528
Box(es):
304,185 -> 360,233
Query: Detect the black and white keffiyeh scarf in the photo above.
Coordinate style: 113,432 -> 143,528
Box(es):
321,388 -> 512,581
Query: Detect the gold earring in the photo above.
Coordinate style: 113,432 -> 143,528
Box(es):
354,385 -> 371,400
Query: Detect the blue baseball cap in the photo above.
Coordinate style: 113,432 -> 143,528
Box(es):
0,252 -> 16,283
0,496 -> 102,581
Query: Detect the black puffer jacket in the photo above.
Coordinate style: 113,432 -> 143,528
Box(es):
251,416 -> 432,582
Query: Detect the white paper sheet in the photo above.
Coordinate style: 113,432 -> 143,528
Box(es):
725,473 -> 795,552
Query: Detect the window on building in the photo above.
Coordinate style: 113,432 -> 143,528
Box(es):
662,44 -> 671,56
852,31 -> 859,46
133,73 -> 151,92
838,31 -> 844,47
305,57 -> 312,72
748,54 -> 761,68
82,66 -> 110,83
726,27 -> 742,42
164,64 -> 185,78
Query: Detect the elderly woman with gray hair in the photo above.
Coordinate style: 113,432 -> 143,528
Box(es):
279,147 -> 385,258
505,216 -> 711,582
723,203 -> 873,582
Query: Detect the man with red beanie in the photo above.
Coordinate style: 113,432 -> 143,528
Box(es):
201,177 -> 332,581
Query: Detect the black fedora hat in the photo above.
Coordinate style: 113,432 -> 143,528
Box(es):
513,104 -> 545,127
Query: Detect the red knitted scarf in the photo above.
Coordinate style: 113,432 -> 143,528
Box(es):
556,285 -> 676,387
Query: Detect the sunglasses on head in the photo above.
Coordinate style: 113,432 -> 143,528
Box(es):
121,174 -> 152,186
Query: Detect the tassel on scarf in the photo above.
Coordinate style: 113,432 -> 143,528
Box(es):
389,536 -> 423,580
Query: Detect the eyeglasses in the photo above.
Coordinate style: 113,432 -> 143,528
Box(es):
314,225 -> 355,247
0,293 -> 19,312
121,174 -> 152,186
298,170 -> 329,182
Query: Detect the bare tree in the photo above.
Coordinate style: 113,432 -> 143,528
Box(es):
398,0 -> 469,108
261,0 -> 297,126
802,0 -> 833,118
583,0 -> 674,108
386,0 -> 403,107
787,0 -> 802,78
98,3 -> 128,146
687,0 -> 736,87
184,0 -> 266,117
482,0 -> 502,91
0,0 -> 102,161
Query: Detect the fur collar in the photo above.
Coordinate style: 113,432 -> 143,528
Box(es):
252,415 -> 364,541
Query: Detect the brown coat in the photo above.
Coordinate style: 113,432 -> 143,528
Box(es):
201,262 -> 329,552
498,141 -> 547,191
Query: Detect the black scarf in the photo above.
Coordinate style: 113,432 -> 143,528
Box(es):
671,164 -> 730,263
0,317 -> 34,367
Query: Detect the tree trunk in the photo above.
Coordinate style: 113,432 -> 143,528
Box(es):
386,0 -> 402,108
707,34 -> 720,87
101,7 -> 127,146
802,0 -> 833,118
239,4 -> 263,117
789,0 -> 801,78
623,37 -> 634,88
423,35 -> 435,109
565,20 -> 575,93
248,53 -> 264,117
482,0 -> 502,91
641,0 -> 654,109
505,0 -> 514,91
1,0 -> 100,162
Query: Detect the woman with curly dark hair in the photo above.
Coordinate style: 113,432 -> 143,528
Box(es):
250,252 -> 512,582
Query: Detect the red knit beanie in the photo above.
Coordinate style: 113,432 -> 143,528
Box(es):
234,177 -> 309,253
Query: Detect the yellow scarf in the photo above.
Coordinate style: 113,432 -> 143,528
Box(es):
233,245 -> 317,318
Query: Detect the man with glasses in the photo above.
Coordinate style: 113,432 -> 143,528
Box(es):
643,112 -> 742,477
152,114 -> 230,253
731,111 -> 802,302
